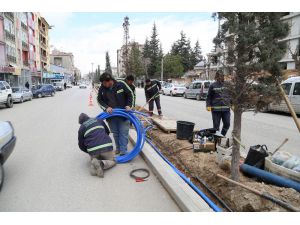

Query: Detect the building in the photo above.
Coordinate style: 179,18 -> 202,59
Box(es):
279,12 -> 300,71
0,12 -> 51,86
117,41 -> 144,77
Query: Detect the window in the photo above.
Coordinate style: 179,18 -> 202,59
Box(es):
282,83 -> 292,95
293,82 -> 300,95
4,19 -> 14,34
4,81 -> 10,89
0,82 -> 5,90
194,83 -> 201,89
189,84 -> 193,89
204,82 -> 211,88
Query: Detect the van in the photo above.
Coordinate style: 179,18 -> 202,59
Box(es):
0,81 -> 13,108
184,80 -> 213,100
267,76 -> 300,114
53,82 -> 64,91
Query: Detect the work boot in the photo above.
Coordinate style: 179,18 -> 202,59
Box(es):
102,160 -> 117,170
91,158 -> 104,178
115,149 -> 120,155
90,165 -> 97,176
120,151 -> 128,156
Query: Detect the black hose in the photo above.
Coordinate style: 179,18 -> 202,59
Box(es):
0,164 -> 4,191
130,168 -> 150,180
194,175 -> 233,212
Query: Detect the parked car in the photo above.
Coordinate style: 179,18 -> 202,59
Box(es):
32,84 -> 55,98
162,83 -> 186,96
53,82 -> 64,91
0,121 -> 16,191
11,87 -> 33,103
0,81 -> 13,108
184,80 -> 213,100
79,83 -> 87,89
266,76 -> 300,114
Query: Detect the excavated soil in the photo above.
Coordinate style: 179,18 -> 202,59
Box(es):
148,127 -> 300,212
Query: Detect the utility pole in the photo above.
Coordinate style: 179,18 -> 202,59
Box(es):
122,16 -> 130,76
160,57 -> 164,81
91,62 -> 94,81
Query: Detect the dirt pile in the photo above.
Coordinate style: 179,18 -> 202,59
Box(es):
148,128 -> 300,212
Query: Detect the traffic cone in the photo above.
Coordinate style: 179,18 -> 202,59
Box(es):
88,93 -> 94,106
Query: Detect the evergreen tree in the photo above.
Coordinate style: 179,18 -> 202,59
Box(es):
213,12 -> 289,181
128,42 -> 145,77
143,37 -> 151,59
105,51 -> 112,75
93,65 -> 101,83
171,31 -> 193,72
163,54 -> 184,78
148,23 -> 162,78
190,40 -> 203,67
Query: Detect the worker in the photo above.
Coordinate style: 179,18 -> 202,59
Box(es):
144,79 -> 162,117
206,70 -> 231,136
123,75 -> 136,107
97,72 -> 133,156
78,113 -> 116,178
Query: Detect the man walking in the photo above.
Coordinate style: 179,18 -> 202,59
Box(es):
206,70 -> 231,136
25,81 -> 30,90
78,113 -> 116,178
97,72 -> 133,156
144,79 -> 162,117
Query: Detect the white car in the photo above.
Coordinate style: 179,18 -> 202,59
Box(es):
0,81 -> 13,108
267,76 -> 300,114
162,83 -> 186,96
79,83 -> 87,89
11,87 -> 33,103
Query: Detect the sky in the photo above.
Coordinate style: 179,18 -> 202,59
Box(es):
43,12 -> 219,75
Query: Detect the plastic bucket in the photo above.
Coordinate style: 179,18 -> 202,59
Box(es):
176,121 -> 195,140
244,145 -> 269,169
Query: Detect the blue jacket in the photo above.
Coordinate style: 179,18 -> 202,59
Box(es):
97,80 -> 134,111
78,118 -> 113,156
144,80 -> 161,100
206,81 -> 231,111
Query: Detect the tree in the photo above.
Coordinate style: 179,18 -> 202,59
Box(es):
213,13 -> 289,181
190,40 -> 204,67
93,65 -> 101,83
171,31 -> 193,72
105,51 -> 112,75
147,23 -> 162,78
163,54 -> 184,78
128,42 -> 145,77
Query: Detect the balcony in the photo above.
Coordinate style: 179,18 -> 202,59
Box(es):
5,31 -> 15,42
22,41 -> 29,50
41,55 -> 47,62
23,60 -> 29,67
39,27 -> 46,35
4,12 -> 14,21
40,41 -> 46,49
7,55 -> 16,64
21,22 -> 28,31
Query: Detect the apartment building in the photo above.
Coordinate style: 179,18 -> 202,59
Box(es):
0,12 -> 51,86
50,49 -> 75,82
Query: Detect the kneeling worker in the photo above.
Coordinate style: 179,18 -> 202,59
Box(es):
78,113 -> 116,178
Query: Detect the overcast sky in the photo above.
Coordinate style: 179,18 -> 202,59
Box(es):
43,12 -> 218,75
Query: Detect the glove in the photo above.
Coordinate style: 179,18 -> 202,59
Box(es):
125,106 -> 131,111
206,107 -> 212,112
106,107 -> 113,114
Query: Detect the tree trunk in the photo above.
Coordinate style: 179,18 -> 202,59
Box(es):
231,107 -> 242,181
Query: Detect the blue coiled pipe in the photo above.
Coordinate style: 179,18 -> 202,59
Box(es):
240,164 -> 300,192
146,138 -> 222,212
97,109 -> 148,163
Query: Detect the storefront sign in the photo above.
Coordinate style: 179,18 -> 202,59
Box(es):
0,66 -> 15,73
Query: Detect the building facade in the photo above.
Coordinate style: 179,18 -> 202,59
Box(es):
0,12 -> 51,87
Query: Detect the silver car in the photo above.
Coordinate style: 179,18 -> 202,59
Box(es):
267,76 -> 300,114
11,87 -> 33,103
184,80 -> 213,100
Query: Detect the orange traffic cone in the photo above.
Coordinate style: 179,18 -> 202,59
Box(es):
88,93 -> 94,106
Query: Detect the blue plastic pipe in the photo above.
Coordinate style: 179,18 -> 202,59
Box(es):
240,164 -> 300,192
97,109 -> 148,163
146,138 -> 222,212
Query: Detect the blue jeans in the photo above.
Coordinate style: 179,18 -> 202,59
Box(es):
107,117 -> 130,153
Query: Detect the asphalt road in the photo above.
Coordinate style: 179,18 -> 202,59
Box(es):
135,88 -> 300,157
0,87 -> 180,211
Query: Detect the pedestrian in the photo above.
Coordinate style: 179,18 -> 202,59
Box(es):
64,82 -> 67,90
97,72 -> 133,156
78,113 -> 116,178
144,79 -> 162,117
25,81 -> 30,90
206,70 -> 231,136
124,75 -> 136,107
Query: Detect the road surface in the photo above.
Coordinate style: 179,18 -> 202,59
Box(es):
135,88 -> 300,157
0,87 -> 180,212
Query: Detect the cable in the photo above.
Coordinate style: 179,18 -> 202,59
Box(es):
96,109 -> 150,163
146,138 -> 222,212
130,168 -> 150,180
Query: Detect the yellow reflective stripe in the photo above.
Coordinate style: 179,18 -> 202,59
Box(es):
84,126 -> 104,137
120,80 -> 135,106
117,89 -> 124,94
87,143 -> 113,152
212,106 -> 230,109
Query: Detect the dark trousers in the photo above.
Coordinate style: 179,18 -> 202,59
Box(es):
149,97 -> 162,115
211,110 -> 230,136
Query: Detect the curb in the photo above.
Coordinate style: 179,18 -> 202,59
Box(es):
128,130 -> 213,212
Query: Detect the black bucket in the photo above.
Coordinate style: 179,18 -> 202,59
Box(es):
244,145 -> 269,169
176,121 -> 195,140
